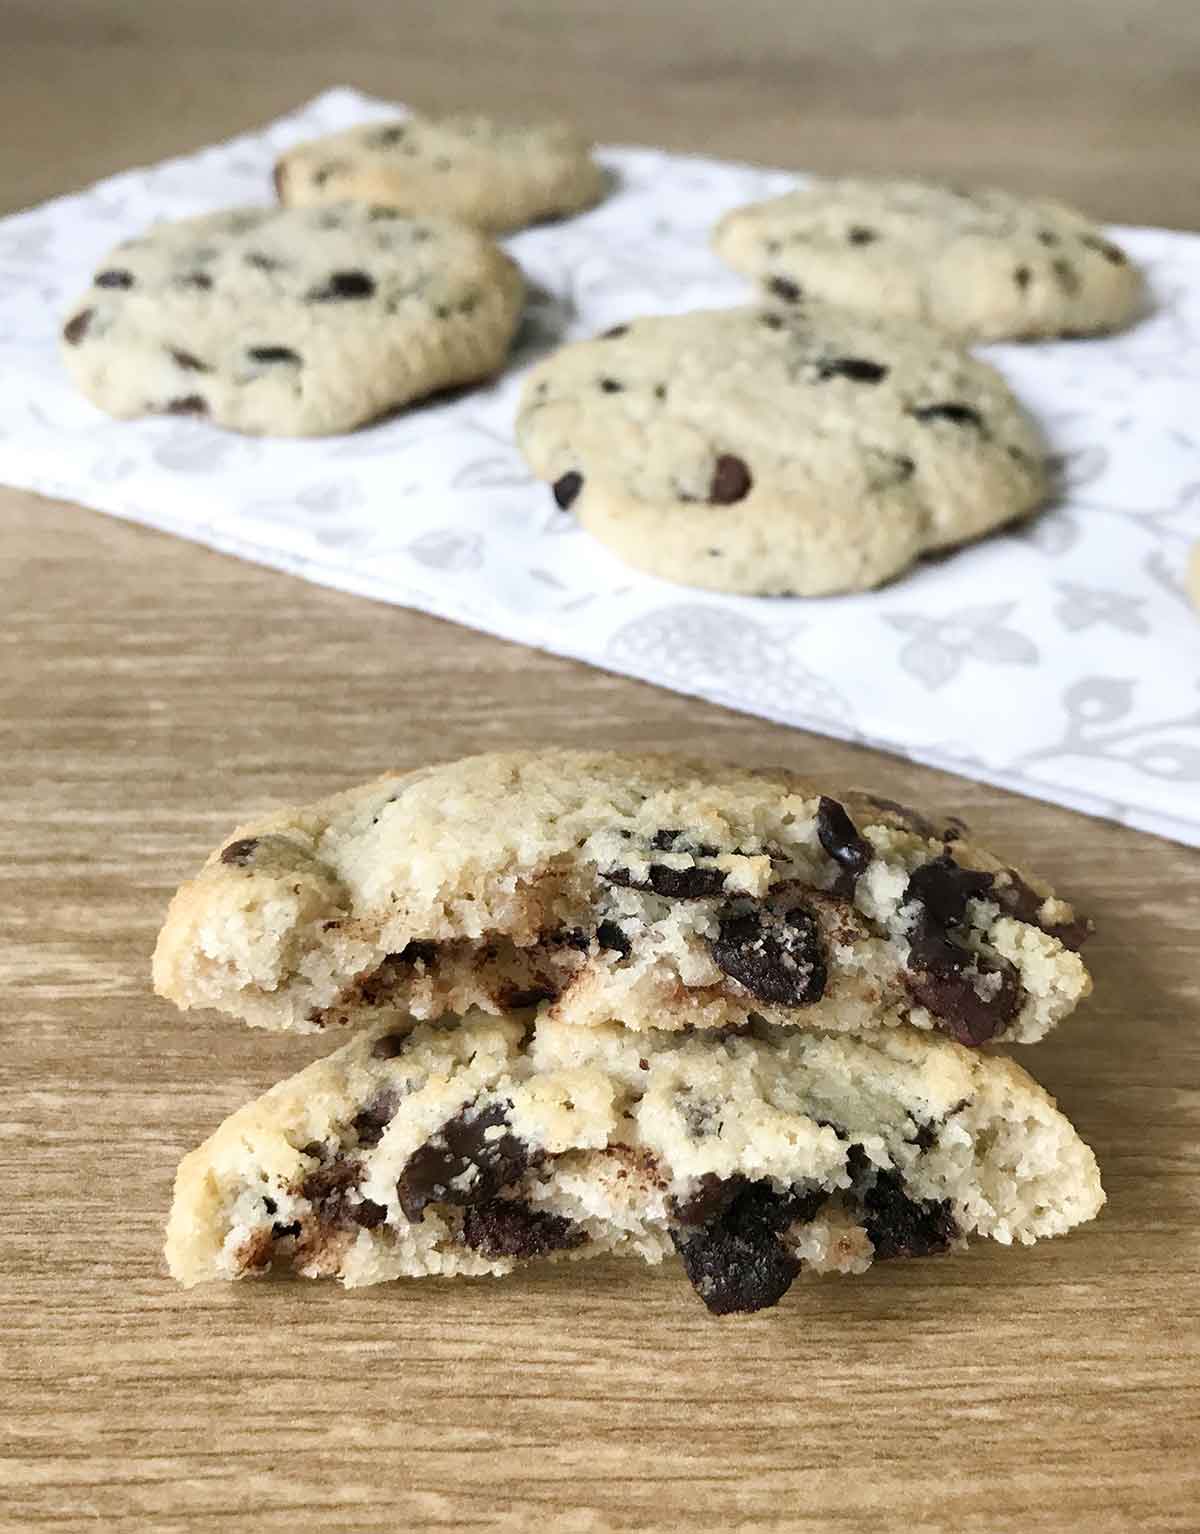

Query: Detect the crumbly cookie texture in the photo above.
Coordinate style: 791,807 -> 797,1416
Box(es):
514,306 -> 1047,595
712,177 -> 1143,342
166,1010 -> 1104,1313
153,751 -> 1091,1047
275,112 -> 605,233
60,203 -> 524,436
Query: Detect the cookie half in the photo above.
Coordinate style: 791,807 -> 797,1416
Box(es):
152,751 -> 1091,1047
713,177 -> 1142,342
60,204 -> 524,436
165,1009 -> 1104,1313
515,306 -> 1047,594
275,113 -> 605,233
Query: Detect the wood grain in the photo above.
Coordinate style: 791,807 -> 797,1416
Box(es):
2,4 -> 1199,1530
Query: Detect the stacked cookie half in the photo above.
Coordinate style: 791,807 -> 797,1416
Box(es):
155,751 -> 1102,1314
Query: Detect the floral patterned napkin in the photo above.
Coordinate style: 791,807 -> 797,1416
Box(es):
1,89 -> 1197,843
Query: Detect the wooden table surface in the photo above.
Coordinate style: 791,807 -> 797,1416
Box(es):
3,4 -> 1199,1530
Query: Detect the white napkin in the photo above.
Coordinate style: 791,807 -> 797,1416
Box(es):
2,89 -> 1197,844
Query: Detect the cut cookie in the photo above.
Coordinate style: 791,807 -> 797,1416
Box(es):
514,306 -> 1048,595
712,177 -> 1143,342
165,1009 -> 1104,1313
275,112 -> 605,233
60,204 -> 524,436
152,751 -> 1091,1047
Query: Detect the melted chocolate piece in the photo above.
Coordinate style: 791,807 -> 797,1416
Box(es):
396,1102 -> 531,1221
219,837 -> 260,866
670,1179 -> 827,1315
371,1029 -> 411,1059
248,345 -> 301,364
599,376 -> 624,393
861,1168 -> 958,1260
461,1199 -> 585,1259
95,269 -> 134,289
603,862 -> 727,899
352,1093 -> 397,1148
496,983 -> 558,1008
847,225 -> 878,245
553,471 -> 583,509
1080,233 -> 1127,265
169,348 -> 209,372
176,273 -> 213,291
816,357 -> 888,383
710,903 -> 826,1006
1052,258 -> 1081,296
357,941 -> 438,1007
993,869 -> 1092,950
816,796 -> 872,894
709,454 -> 753,504
601,324 -> 629,338
63,309 -> 94,345
165,395 -> 208,415
902,854 -> 1022,1045
595,920 -> 632,956
1014,265 -> 1032,290
300,1156 -> 367,1228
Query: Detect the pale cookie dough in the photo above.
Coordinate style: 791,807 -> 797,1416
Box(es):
713,177 -> 1143,342
275,112 -> 605,233
166,1010 -> 1104,1313
515,306 -> 1048,594
153,751 -> 1092,1047
60,204 -> 524,436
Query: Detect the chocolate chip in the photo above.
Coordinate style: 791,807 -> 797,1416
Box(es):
847,225 -> 878,245
599,377 -> 624,392
371,125 -> 408,147
816,796 -> 872,893
245,251 -> 284,271
910,1122 -> 938,1152
603,863 -> 727,899
352,1093 -> 397,1148
357,941 -> 438,1006
860,1168 -> 958,1260
271,1220 -> 302,1240
760,312 -> 785,330
653,384 -> 667,400
888,453 -> 916,483
220,837 -> 260,866
176,273 -> 213,291
600,324 -> 629,338
767,276 -> 802,302
248,345 -> 301,364
906,854 -> 995,928
1080,233 -> 1127,266
62,309 -> 94,345
1052,257 -> 1081,295
710,903 -> 826,1005
1036,229 -> 1060,247
169,348 -> 209,372
993,869 -> 1092,950
165,395 -> 208,416
95,269 -> 133,289
309,270 -> 376,301
353,1199 -> 388,1229
596,920 -> 632,956
396,1103 -> 531,1221
1014,265 -> 1032,290
670,1180 -> 827,1314
300,1156 -> 364,1227
553,471 -> 583,509
816,357 -> 888,383
496,984 -> 558,1008
371,1029 -> 411,1059
901,854 -> 1022,1045
461,1199 -> 585,1259
313,161 -> 348,187
909,402 -> 984,429
709,454 -> 752,505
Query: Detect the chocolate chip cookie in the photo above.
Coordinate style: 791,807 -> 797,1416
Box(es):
274,112 -> 605,233
713,177 -> 1143,342
165,1008 -> 1104,1312
153,751 -> 1091,1047
60,204 -> 524,436
514,307 -> 1048,594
